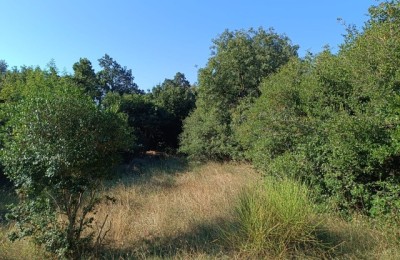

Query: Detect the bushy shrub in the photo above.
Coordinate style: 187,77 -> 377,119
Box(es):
1,72 -> 132,258
236,1 -> 400,216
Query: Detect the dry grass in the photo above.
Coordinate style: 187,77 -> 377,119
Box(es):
94,159 -> 261,258
1,158 -> 400,259
0,225 -> 49,260
318,214 -> 400,259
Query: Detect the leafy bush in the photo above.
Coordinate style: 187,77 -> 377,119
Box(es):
236,1 -> 400,216
1,73 -> 132,258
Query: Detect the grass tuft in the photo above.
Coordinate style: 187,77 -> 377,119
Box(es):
220,177 -> 323,258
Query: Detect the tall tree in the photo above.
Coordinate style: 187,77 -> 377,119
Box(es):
151,72 -> 195,120
1,71 -> 132,258
72,58 -> 101,100
180,27 -> 298,160
97,54 -> 142,95
102,92 -> 165,154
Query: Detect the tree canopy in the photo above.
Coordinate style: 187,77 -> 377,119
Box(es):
180,27 -> 298,160
72,58 -> 101,101
1,3 -> 400,257
98,54 -> 142,95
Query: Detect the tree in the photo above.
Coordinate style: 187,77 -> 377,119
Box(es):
101,72 -> 196,155
1,72 -> 132,258
0,59 -> 7,75
72,58 -> 101,101
97,54 -> 142,95
151,72 -> 196,149
180,27 -> 298,160
237,1 -> 400,216
0,60 -> 8,106
151,72 -> 195,120
102,92 -> 165,154
235,57 -> 314,172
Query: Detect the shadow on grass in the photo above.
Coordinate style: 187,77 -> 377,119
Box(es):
95,218 -> 229,259
107,156 -> 192,190
133,156 -> 191,175
313,219 -> 385,259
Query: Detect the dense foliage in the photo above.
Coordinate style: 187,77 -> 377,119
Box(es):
180,27 -> 299,160
0,57 -> 194,257
103,72 -> 196,154
98,54 -> 143,95
0,70 -> 132,258
237,1 -> 400,216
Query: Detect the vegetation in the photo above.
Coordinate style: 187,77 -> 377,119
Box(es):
179,27 -> 299,160
1,160 -> 400,259
1,1 -> 400,259
236,1 -> 400,216
221,177 -> 320,258
1,72 -> 132,258
102,72 -> 196,154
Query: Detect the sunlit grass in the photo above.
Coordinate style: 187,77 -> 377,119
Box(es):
220,177 -> 323,258
1,158 -> 400,259
94,159 -> 260,258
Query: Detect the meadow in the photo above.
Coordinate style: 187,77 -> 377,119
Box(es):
1,157 -> 399,259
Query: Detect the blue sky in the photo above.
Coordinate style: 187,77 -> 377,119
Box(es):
1,0 -> 376,91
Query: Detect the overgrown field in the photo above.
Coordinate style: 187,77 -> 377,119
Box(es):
1,158 -> 399,259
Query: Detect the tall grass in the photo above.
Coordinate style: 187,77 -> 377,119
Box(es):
94,160 -> 260,258
1,159 -> 400,259
221,177 -> 322,258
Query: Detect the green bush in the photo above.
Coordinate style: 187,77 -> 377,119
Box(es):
236,1 -> 400,216
1,71 -> 132,258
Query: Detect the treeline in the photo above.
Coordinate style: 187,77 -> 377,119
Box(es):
180,1 -> 400,217
0,55 -> 196,156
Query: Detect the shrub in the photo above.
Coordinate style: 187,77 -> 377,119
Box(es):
236,1 -> 400,215
1,74 -> 132,259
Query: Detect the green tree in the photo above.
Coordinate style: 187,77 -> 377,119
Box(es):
98,54 -> 142,95
151,72 -> 196,149
1,72 -> 132,258
103,92 -> 165,154
72,58 -> 101,101
151,72 -> 195,119
0,60 -> 7,75
235,57 -> 314,172
238,1 -> 400,216
180,27 -> 298,160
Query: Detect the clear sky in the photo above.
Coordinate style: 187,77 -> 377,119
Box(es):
0,0 -> 377,91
